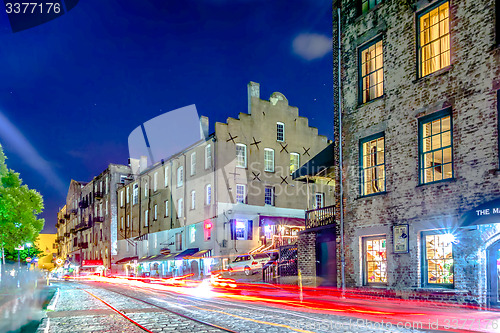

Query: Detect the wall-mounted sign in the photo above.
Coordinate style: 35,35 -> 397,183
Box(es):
393,224 -> 409,254
82,260 -> 103,267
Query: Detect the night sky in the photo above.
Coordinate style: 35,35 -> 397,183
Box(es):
0,0 -> 333,234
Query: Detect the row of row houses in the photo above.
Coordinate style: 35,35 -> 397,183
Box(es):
54,82 -> 334,279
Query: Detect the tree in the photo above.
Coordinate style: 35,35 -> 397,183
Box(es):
4,244 -> 43,262
0,144 -> 45,253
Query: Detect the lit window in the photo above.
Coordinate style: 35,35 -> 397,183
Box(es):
265,186 -> 274,206
164,200 -> 169,217
127,215 -> 130,227
235,220 -> 246,239
144,181 -> 148,198
236,184 -> 246,204
418,1 -> 450,77
360,134 -> 385,196
236,144 -> 247,168
314,193 -> 324,209
277,122 -> 285,142
133,183 -> 138,204
290,153 -> 300,175
120,191 -> 124,207
144,210 -> 149,227
206,184 -> 212,205
126,187 -> 130,204
363,236 -> 387,285
423,232 -> 454,286
264,148 -> 274,172
154,204 -> 158,220
231,219 -> 253,240
204,220 -> 212,241
360,39 -> 384,103
191,190 -> 196,210
154,172 -> 158,191
420,111 -> 453,184
205,144 -> 212,169
360,0 -> 382,14
190,225 -> 196,243
191,152 -> 196,176
105,199 -> 108,215
177,198 -> 183,218
177,166 -> 184,187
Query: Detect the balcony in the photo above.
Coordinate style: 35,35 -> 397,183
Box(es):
75,222 -> 92,231
78,242 -> 88,249
79,200 -> 89,209
64,232 -> 70,238
305,205 -> 335,229
64,214 -> 70,219
94,191 -> 103,199
70,228 -> 76,234
69,209 -> 78,215
94,216 -> 104,223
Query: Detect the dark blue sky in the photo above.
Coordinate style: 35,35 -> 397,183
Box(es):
0,0 -> 333,233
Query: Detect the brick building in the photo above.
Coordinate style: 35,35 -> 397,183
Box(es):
115,82 -> 333,278
333,0 -> 500,307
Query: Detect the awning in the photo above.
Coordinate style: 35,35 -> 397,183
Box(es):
158,252 -> 178,261
138,254 -> 163,263
292,143 -> 335,181
461,198 -> 500,227
114,256 -> 138,264
187,249 -> 212,259
259,215 -> 305,227
175,248 -> 199,260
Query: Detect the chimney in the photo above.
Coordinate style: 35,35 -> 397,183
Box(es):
200,116 -> 209,139
128,158 -> 140,176
247,81 -> 260,114
139,156 -> 148,173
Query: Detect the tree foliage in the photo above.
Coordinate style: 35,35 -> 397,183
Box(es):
4,244 -> 43,262
0,144 -> 45,250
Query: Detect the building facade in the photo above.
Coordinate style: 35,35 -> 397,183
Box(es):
334,0 -> 500,307
55,164 -> 130,274
115,82 -> 333,278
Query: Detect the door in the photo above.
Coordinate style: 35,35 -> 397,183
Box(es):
488,241 -> 500,308
315,229 -> 337,286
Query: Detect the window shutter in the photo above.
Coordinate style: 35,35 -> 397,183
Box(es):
247,220 -> 253,240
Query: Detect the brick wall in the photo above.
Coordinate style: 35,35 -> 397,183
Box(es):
298,232 -> 317,286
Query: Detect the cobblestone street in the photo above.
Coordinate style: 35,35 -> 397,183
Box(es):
35,280 -> 433,333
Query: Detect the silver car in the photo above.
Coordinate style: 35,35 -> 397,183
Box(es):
228,253 -> 270,276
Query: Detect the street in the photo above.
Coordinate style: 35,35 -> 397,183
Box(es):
31,277 -> 500,333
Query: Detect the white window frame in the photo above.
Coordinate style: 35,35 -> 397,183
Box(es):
126,186 -> 130,204
191,152 -> 196,176
127,214 -> 130,227
277,122 -> 285,142
290,153 -> 300,175
264,148 -> 275,172
164,166 -> 169,187
154,172 -> 158,192
120,190 -> 124,207
205,144 -> 212,169
236,144 -> 247,168
120,217 -> 124,230
154,204 -> 158,220
191,190 -> 196,209
145,209 -> 149,227
144,181 -> 148,198
177,198 -> 183,218
265,186 -> 274,206
206,184 -> 212,205
177,166 -> 184,187
236,184 -> 246,204
315,193 -> 324,209
105,199 -> 108,215
165,200 -> 169,217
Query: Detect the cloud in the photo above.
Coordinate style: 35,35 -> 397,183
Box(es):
292,33 -> 332,60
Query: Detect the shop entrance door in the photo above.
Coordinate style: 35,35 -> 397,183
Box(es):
488,241 -> 500,308
315,228 -> 337,286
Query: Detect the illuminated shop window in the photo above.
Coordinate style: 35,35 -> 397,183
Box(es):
363,236 -> 387,284
423,232 -> 454,287
290,153 -> 300,175
420,111 -> 453,184
418,1 -> 450,77
360,133 -> 385,196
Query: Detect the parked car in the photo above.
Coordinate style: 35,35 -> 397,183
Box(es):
228,253 -> 270,276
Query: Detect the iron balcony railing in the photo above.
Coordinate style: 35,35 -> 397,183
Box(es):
75,222 -> 91,231
94,191 -> 103,199
305,204 -> 335,229
69,209 -> 78,215
78,242 -> 88,249
79,200 -> 89,209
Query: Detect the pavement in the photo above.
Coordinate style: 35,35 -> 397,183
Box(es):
34,279 -> 431,333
